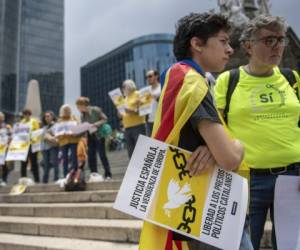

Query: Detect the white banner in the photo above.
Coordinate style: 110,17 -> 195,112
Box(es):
275,175 -> 300,250
69,122 -> 93,135
6,128 -> 30,162
13,124 -> 30,134
53,121 -> 77,137
0,129 -> 8,165
114,135 -> 248,250
108,88 -> 126,115
31,129 -> 44,153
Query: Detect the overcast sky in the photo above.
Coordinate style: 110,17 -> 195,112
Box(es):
65,0 -> 300,105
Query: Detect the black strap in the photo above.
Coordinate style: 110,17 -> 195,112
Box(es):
224,69 -> 240,123
279,68 -> 298,92
280,68 -> 300,127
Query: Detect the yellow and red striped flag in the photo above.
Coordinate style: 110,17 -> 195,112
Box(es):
139,60 -> 249,250
139,60 -> 208,250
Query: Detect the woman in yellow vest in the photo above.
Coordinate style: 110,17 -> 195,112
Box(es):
120,79 -> 146,158
20,108 -> 40,183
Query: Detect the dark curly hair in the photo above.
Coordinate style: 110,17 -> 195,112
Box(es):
42,110 -> 57,126
173,12 -> 231,61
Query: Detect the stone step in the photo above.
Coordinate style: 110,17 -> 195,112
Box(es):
5,166 -> 126,187
0,190 -> 117,203
0,180 -> 122,194
0,233 -> 138,250
6,149 -> 129,186
0,218 -> 272,249
0,216 -> 142,243
0,203 -> 135,220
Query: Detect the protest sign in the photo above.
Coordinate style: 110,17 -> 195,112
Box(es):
296,231 -> 300,250
13,124 -> 30,134
275,175 -> 300,250
108,88 -> 126,115
0,129 -> 8,164
114,135 -> 248,250
6,124 -> 30,161
31,128 -> 44,153
53,121 -> 77,137
69,122 -> 93,135
138,86 -> 153,116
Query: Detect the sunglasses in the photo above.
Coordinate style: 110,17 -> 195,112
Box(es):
146,75 -> 154,79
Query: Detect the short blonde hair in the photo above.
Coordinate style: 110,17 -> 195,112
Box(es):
122,79 -> 136,92
59,104 -> 72,117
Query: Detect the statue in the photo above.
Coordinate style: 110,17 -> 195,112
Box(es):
257,0 -> 271,15
217,0 -> 249,27
25,79 -> 42,118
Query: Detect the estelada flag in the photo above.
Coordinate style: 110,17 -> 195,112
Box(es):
138,59 -> 250,250
139,59 -> 209,250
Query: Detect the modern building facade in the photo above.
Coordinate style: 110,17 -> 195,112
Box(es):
81,33 -> 175,129
0,0 -> 64,118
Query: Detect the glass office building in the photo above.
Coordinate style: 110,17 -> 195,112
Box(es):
0,0 -> 64,117
81,33 -> 175,129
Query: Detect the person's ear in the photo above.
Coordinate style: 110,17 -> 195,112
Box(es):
191,37 -> 204,53
242,41 -> 253,56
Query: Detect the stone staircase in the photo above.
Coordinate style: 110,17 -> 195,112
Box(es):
0,181 -> 141,250
0,149 -> 140,249
0,149 -> 272,249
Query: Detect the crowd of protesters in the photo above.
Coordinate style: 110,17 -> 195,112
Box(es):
0,67 -> 162,186
0,10 -> 299,250
0,100 -> 113,185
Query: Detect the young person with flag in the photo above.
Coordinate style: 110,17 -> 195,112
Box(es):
139,12 -> 252,250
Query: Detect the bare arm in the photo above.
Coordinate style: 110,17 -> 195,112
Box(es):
93,108 -> 108,128
197,119 -> 244,171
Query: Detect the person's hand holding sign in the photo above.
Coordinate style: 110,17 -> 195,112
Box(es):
186,145 -> 216,176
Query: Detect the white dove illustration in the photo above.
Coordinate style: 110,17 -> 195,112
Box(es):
163,179 -> 192,217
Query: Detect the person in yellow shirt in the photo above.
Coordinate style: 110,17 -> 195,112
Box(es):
214,15 -> 300,250
57,104 -> 80,177
120,79 -> 146,158
20,108 -> 40,183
